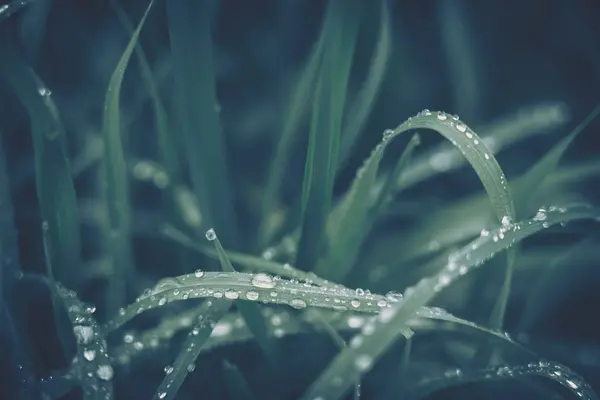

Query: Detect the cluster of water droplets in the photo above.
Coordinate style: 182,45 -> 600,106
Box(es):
131,160 -> 170,189
56,285 -> 113,399
415,361 -> 597,399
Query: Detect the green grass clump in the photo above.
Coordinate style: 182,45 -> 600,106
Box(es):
1,0 -> 600,399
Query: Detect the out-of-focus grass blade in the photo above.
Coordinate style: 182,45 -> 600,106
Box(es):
316,110 -> 514,283
0,33 -> 82,291
101,0 -> 154,315
166,0 -> 237,246
338,0 -> 392,165
0,139 -> 20,297
488,102 -> 600,330
257,9 -> 327,249
206,229 -> 278,365
296,0 -> 362,272
223,360 -> 256,400
18,0 -> 51,59
301,204 -> 599,400
152,299 -> 231,400
411,361 -> 598,400
112,1 -> 182,189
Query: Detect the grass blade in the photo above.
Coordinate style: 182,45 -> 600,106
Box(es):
296,0 -> 362,271
317,110 -> 514,283
412,361 -> 598,399
257,8 -> 327,248
339,0 -> 392,165
301,203 -> 599,400
223,360 -> 256,400
0,32 -> 82,290
100,0 -> 155,315
152,299 -> 231,400
166,0 -> 237,245
206,229 -> 278,364
488,102 -> 600,330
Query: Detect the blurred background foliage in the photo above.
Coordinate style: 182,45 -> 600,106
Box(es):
1,0 -> 600,399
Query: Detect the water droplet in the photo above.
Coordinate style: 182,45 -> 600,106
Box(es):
385,291 -> 403,302
96,365 -> 113,381
347,316 -> 364,328
533,207 -> 547,221
355,288 -> 365,296
501,216 -> 512,226
436,112 -> 447,121
290,298 -> 307,309
224,290 -> 239,299
376,298 -> 388,307
350,299 -> 361,308
246,291 -> 259,301
205,228 -> 216,241
194,269 -> 204,278
83,349 -> 96,361
187,363 -> 196,372
158,297 -> 167,306
164,365 -> 174,375
158,392 -> 167,399
456,123 -> 466,132
251,273 -> 275,289
355,355 -> 373,372
73,326 -> 94,345
382,129 -> 394,139
123,333 -> 134,343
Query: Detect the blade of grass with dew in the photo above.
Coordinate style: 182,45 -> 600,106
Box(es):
316,110 -> 515,283
100,0 -> 154,315
301,203 -> 599,400
114,293 -> 537,367
223,360 -> 256,400
389,102 -> 570,192
152,298 -> 232,400
0,33 -> 82,290
207,228 -> 278,364
0,139 -> 20,297
52,281 -> 113,400
162,223 -> 341,288
296,0 -> 362,272
488,102 -> 600,330
166,0 -> 237,246
257,11 -> 327,249
338,0 -> 392,167
411,361 -> 598,400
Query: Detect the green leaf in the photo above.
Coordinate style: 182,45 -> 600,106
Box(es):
166,0 -> 237,246
100,0 -> 155,315
296,0 -> 362,271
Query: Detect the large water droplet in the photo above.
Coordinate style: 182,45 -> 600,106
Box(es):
251,273 -> 275,289
96,365 -> 113,381
290,298 -> 307,309
205,228 -> 216,241
246,291 -> 259,301
73,326 -> 94,345
194,269 -> 204,278
83,349 -> 96,361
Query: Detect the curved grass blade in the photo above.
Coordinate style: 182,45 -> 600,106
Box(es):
166,0 -> 237,246
412,361 -> 598,400
338,0 -> 391,165
55,283 -> 113,400
152,299 -> 231,400
206,229 -> 278,365
301,204 -> 599,400
391,102 -> 570,192
0,34 -> 82,290
296,0 -> 362,271
101,0 -> 155,315
223,360 -> 256,400
317,110 -> 515,283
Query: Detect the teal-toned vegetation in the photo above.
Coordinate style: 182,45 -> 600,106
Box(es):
1,0 -> 599,399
